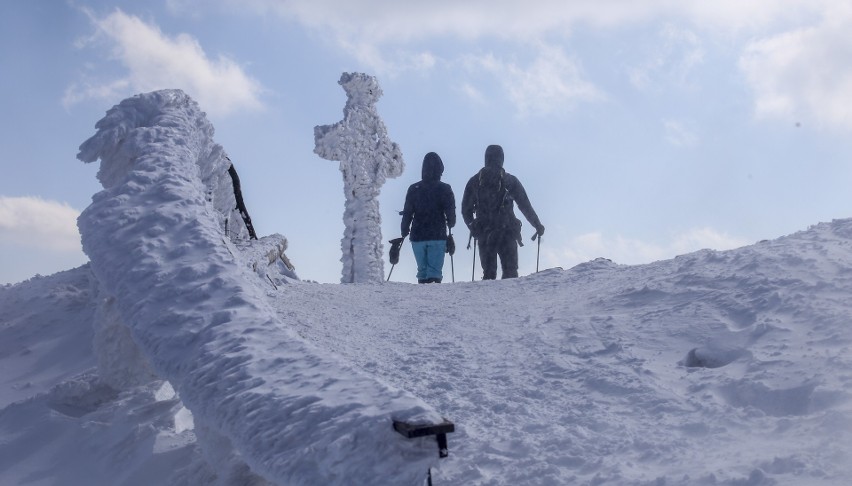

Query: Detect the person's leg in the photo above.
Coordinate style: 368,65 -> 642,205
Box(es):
478,238 -> 498,280
411,240 -> 429,282
424,240 -> 447,282
498,232 -> 519,279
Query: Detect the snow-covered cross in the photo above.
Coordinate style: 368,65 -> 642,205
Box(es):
314,72 -> 404,283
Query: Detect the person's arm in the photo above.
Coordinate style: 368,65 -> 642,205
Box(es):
400,185 -> 415,237
444,184 -> 457,230
508,175 -> 545,236
461,177 -> 476,230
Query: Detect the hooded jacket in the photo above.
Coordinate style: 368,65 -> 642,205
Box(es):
401,152 -> 456,242
461,144 -> 542,238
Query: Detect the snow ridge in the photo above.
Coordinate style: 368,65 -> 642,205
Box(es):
75,90 -> 441,485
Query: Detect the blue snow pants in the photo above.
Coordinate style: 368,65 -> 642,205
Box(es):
411,240 -> 447,283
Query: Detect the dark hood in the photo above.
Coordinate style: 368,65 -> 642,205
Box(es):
422,152 -> 444,181
484,144 -> 504,168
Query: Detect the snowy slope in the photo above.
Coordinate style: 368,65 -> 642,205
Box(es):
2,220 -> 851,484
270,220 -> 852,484
0,266 -> 96,409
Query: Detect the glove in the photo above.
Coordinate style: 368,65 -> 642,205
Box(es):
446,234 -> 455,256
467,221 -> 480,239
535,223 -> 545,237
388,237 -> 405,265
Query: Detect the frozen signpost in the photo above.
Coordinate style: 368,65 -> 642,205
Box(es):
314,72 -> 404,283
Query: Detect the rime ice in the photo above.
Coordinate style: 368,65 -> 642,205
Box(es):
314,72 -> 404,283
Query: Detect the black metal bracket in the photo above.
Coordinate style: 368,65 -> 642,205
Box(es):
393,419 -> 455,458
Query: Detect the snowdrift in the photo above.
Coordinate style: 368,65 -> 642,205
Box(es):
70,90 -> 442,485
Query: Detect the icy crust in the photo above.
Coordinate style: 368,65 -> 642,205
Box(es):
76,90 -> 441,485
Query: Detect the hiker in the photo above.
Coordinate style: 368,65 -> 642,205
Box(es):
461,144 -> 545,279
400,152 -> 456,283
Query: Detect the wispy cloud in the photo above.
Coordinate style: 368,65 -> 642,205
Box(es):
171,0 -> 846,127
550,227 -> 750,268
663,118 -> 700,147
0,196 -> 82,252
629,24 -> 704,92
457,82 -> 486,105
218,0 -> 832,43
468,45 -> 605,117
65,9 -> 264,117
739,3 -> 852,131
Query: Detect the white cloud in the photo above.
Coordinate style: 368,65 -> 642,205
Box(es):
551,227 -> 750,268
470,45 -> 605,117
629,24 -> 704,92
0,197 -> 82,252
663,119 -> 699,147
739,3 -> 852,131
66,9 -> 264,117
458,82 -> 486,105
223,0 -> 831,43
337,40 -> 439,78
668,227 -> 751,255
170,0 -> 848,126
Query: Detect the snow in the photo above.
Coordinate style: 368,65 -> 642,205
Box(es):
1,88 -> 851,485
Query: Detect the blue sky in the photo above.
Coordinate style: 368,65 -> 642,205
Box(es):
2,0 -> 852,285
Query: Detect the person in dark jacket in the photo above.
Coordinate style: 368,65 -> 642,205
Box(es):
461,144 -> 544,280
401,152 -> 456,283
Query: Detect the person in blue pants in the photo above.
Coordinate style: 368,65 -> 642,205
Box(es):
400,152 -> 456,283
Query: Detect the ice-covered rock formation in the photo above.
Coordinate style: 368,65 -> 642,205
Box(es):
314,73 -> 404,283
76,89 -> 441,485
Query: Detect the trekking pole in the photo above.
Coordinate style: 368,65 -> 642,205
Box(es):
532,232 -> 541,273
448,232 -> 455,283
467,233 -> 477,281
386,264 -> 395,282
472,240 -> 477,281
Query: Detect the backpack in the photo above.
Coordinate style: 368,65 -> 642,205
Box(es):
475,167 -> 508,217
473,167 -> 522,242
